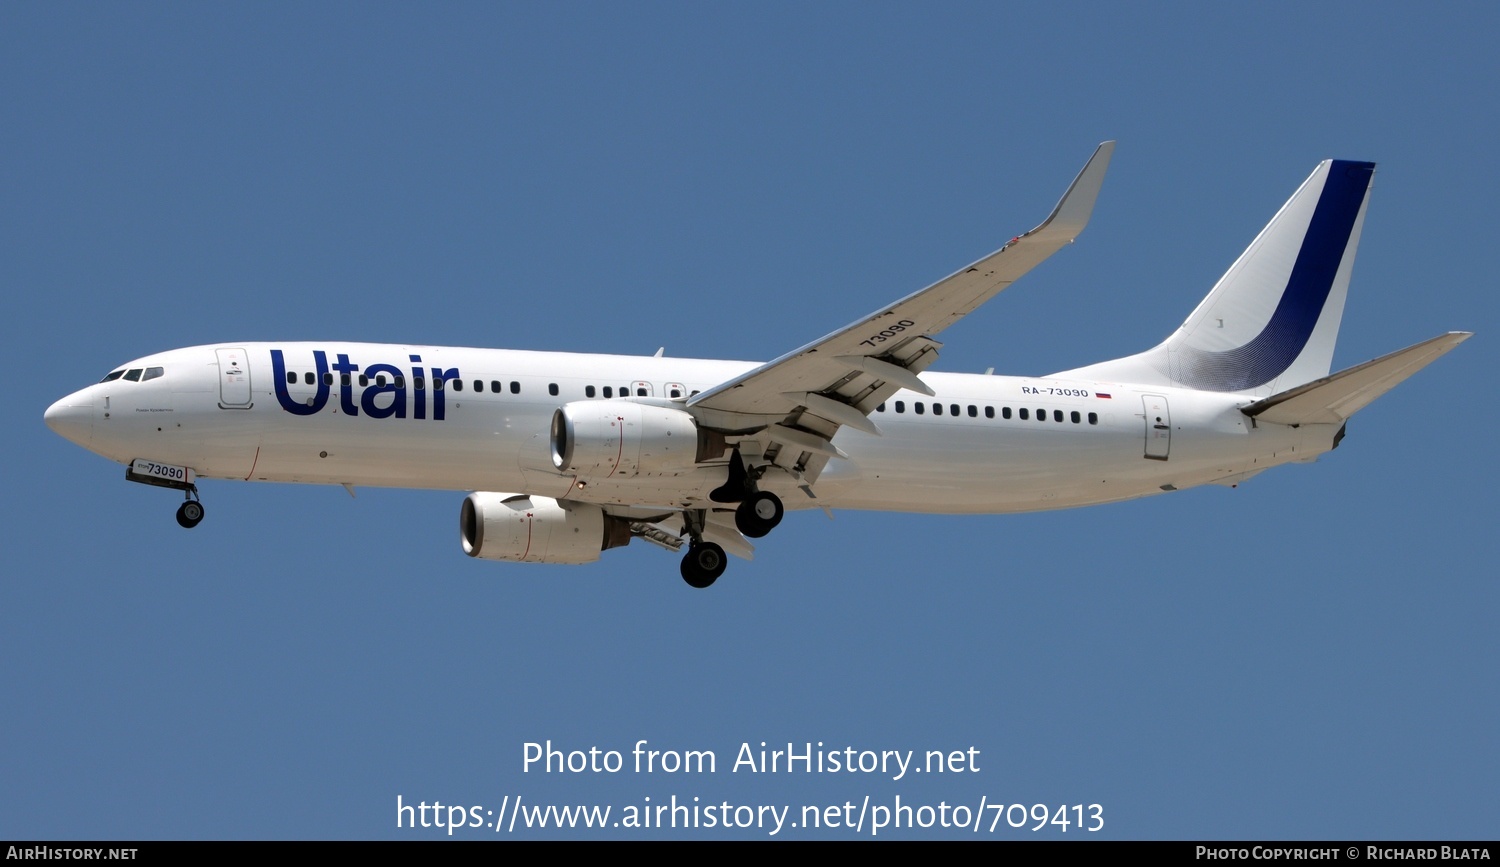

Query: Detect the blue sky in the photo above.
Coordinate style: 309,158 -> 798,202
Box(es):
4,2 -> 1495,839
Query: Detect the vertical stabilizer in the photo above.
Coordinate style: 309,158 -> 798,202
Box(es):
1055,159 -> 1375,395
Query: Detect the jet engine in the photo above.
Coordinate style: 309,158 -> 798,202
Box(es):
460,493 -> 631,564
550,401 -> 700,479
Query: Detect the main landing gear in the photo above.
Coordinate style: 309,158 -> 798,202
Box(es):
175,487 -> 204,529
677,488 -> 786,588
680,541 -> 727,589
710,450 -> 787,539
734,490 -> 784,538
679,494 -> 781,588
677,509 -> 726,588
680,450 -> 790,587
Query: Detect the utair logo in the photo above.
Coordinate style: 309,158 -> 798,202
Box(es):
271,349 -> 460,420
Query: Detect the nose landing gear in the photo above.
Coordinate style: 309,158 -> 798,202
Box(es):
124,460 -> 205,529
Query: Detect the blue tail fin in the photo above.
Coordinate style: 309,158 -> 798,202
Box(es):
1056,159 -> 1375,395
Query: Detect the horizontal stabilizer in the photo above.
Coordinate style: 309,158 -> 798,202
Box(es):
1243,332 -> 1471,425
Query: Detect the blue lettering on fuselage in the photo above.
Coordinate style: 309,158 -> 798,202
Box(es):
270,349 -> 458,420
271,349 -> 330,415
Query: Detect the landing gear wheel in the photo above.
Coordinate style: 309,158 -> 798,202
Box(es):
734,491 -> 784,538
176,500 -> 204,529
680,542 -> 727,588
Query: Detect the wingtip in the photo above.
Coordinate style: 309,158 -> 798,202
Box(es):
1027,140 -> 1115,239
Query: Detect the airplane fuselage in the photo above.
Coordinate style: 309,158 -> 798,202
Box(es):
46,342 -> 1333,515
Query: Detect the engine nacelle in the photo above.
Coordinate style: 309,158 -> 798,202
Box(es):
460,493 -> 631,564
550,401 -> 700,479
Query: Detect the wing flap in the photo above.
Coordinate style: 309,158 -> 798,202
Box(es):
1243,332 -> 1471,425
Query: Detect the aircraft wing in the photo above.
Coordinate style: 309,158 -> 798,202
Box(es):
687,142 -> 1114,476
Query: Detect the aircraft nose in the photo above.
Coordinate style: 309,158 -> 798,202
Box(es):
44,393 -> 93,446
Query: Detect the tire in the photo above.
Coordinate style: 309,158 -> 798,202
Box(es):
176,501 -> 204,529
734,491 -> 784,538
680,542 -> 727,588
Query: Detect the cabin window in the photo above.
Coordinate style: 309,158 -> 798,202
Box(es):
1071,410 -> 1081,424
303,372 -> 314,385
602,386 -> 613,398
670,388 -> 682,398
950,404 -> 960,416
586,385 -> 596,398
395,375 -> 406,388
1002,406 -> 1012,419
453,379 -> 463,392
1036,408 -> 1046,421
1054,410 -> 1064,423
549,383 -> 559,396
984,406 -> 994,419
932,403 -> 942,416
915,402 -> 925,415
376,374 -> 387,387
895,401 -> 905,413
473,380 -> 483,392
1019,408 -> 1028,420
341,374 -> 351,386
434,377 -> 444,391
321,372 -> 331,386
491,380 -> 502,393
876,403 -> 886,412
359,374 -> 368,387
1088,412 -> 1098,425
636,387 -> 646,396
968,405 -> 977,417
510,382 -> 520,394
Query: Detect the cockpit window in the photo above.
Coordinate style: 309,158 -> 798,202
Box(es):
100,370 -> 125,383
141,367 -> 164,382
123,369 -> 143,382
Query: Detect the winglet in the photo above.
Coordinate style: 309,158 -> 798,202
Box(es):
1019,140 -> 1115,244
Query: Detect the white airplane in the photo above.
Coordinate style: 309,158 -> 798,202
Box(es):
45,143 -> 1470,587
